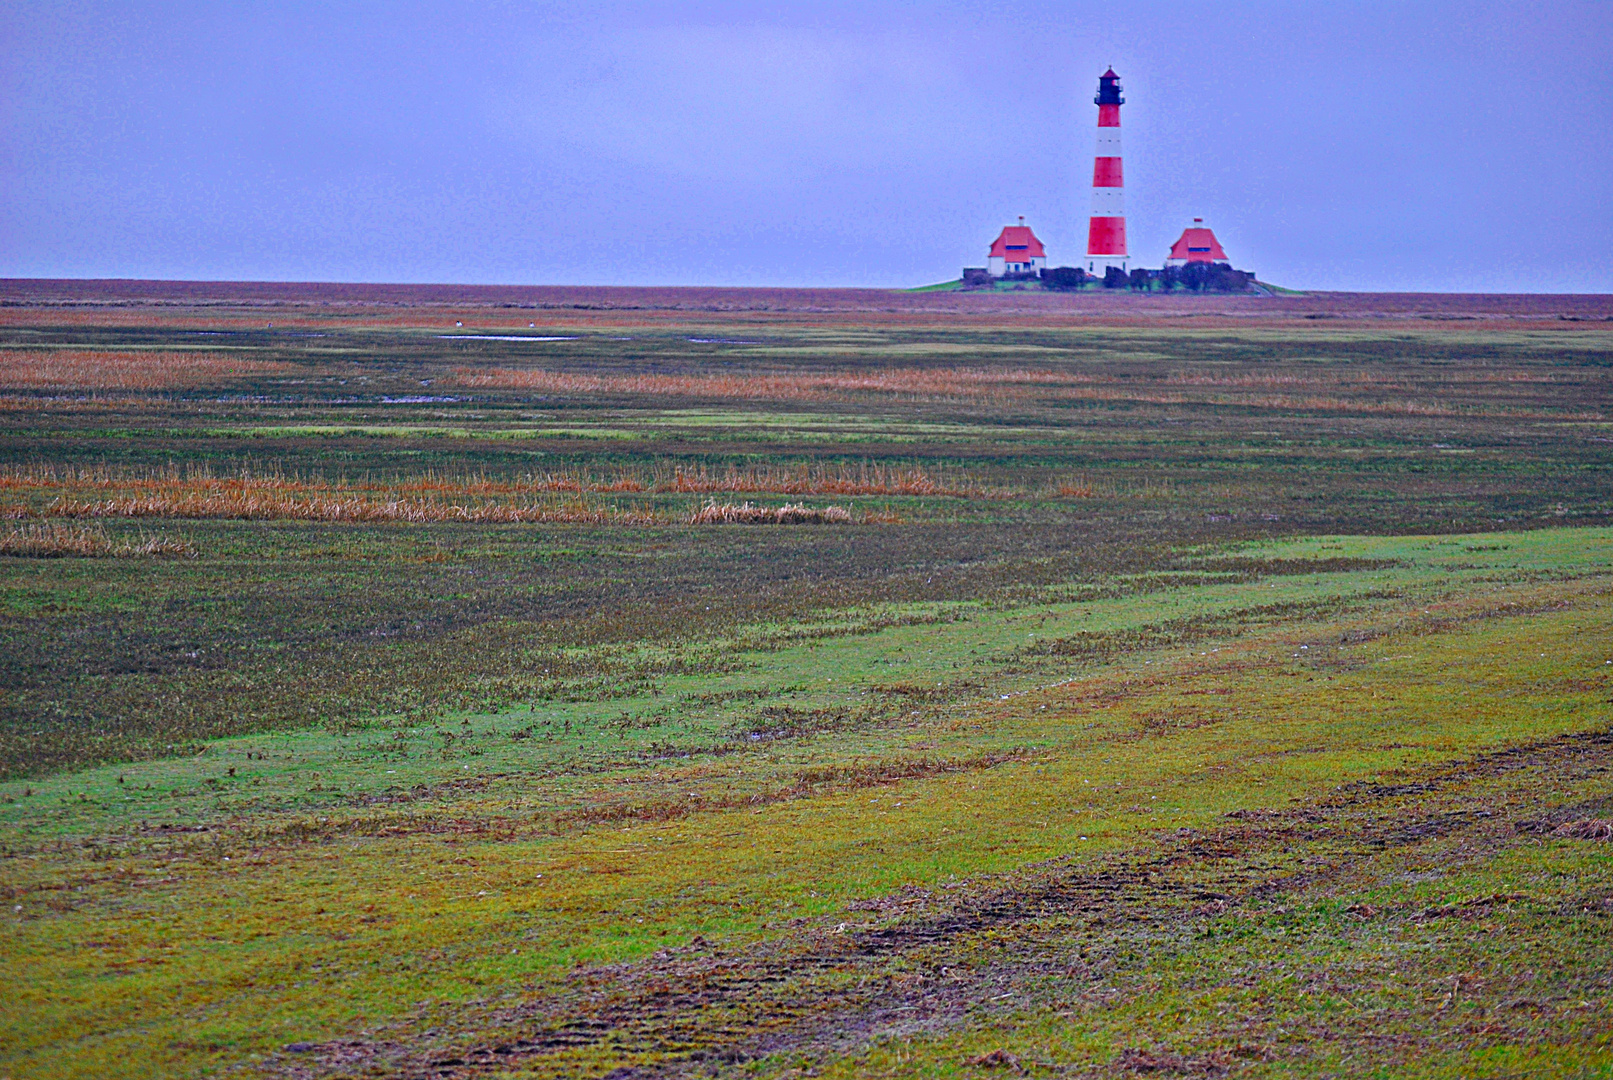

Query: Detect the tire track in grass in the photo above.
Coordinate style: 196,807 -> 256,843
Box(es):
257,728 -> 1613,1079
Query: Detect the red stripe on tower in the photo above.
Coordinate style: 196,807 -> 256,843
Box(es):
1092,158 -> 1123,186
1085,68 -> 1129,276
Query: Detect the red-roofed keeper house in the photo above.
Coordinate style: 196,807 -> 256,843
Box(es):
987,217 -> 1047,278
1165,218 -> 1229,266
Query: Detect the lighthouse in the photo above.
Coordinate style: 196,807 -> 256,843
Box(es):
1085,68 -> 1129,278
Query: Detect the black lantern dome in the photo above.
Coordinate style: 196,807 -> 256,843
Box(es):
1095,67 -> 1124,106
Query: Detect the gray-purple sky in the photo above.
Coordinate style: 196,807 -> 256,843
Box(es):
3,2 -> 1609,292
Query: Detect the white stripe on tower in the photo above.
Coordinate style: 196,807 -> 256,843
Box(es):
1086,67 -> 1128,275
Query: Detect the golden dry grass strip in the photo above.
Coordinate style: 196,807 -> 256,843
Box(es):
45,493 -> 660,525
35,491 -> 860,526
0,522 -> 194,558
0,350 -> 298,389
0,462 -> 1005,504
688,501 -> 852,524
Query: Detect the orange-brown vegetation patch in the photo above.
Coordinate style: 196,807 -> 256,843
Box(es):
0,464 -> 642,498
0,465 -> 1101,523
46,492 -> 659,525
0,463 -> 981,503
0,521 -> 194,558
1553,819 -> 1613,840
667,463 -> 992,498
46,493 -> 866,526
0,467 -> 656,523
0,350 -> 299,390
0,466 -> 876,524
688,501 -> 852,525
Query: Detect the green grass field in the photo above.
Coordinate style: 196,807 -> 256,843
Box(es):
1,288 -> 1610,1078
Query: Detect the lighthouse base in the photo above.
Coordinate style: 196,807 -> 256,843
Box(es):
1085,255 -> 1130,277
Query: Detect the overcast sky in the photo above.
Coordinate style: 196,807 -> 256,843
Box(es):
2,1 -> 1609,292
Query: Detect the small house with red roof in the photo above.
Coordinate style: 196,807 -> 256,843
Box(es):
1165,218 -> 1229,266
987,217 -> 1047,277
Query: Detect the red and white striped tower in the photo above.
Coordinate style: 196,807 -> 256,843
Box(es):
1085,67 -> 1129,278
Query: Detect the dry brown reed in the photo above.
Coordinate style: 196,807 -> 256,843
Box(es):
0,350 -> 298,390
11,464 -> 867,524
0,462 -> 643,497
688,501 -> 852,525
0,522 -> 194,558
0,463 -> 1159,519
665,462 -> 987,498
47,492 -> 658,525
389,472 -> 642,495
0,462 -> 997,502
53,493 -> 856,526
1553,819 -> 1613,840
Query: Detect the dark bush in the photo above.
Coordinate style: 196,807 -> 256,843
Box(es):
1207,265 -> 1255,291
1179,262 -> 1254,292
1040,266 -> 1088,291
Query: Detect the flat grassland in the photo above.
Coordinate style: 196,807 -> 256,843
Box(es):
1,283 -> 1611,1079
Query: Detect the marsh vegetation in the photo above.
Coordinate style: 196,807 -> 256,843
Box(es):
0,285 -> 1610,1078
